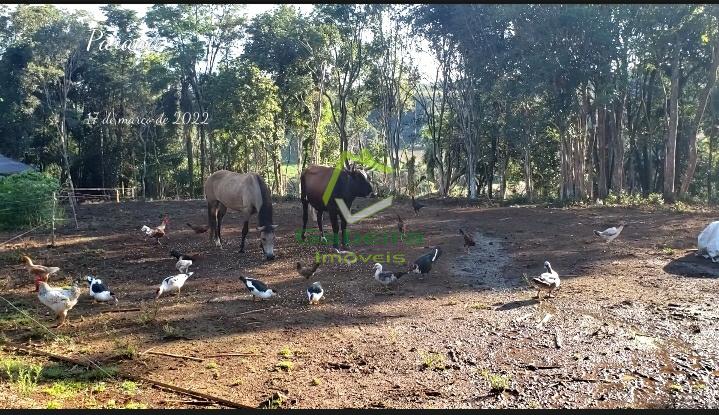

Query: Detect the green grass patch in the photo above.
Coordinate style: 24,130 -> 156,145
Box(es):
276,360 -> 294,372
481,370 -> 511,392
1,357 -> 43,396
120,380 -> 139,395
42,381 -> 86,399
419,351 -> 446,371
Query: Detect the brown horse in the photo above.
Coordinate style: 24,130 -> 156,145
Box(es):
204,170 -> 278,260
300,164 -> 373,249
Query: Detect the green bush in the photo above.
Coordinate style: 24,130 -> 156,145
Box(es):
0,171 -> 62,230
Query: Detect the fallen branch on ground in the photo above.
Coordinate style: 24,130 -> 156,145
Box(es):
235,307 -> 274,316
2,343 -> 253,409
100,308 -> 141,314
145,350 -> 204,362
204,353 -> 261,358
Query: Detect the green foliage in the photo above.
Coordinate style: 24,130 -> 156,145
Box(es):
1,358 -> 43,396
0,171 -> 61,229
481,369 -> 511,393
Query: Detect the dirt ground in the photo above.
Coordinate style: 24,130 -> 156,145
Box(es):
1,197 -> 718,409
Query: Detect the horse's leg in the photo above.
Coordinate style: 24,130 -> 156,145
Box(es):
316,209 -> 327,243
328,209 -> 340,249
340,215 -> 349,249
239,220 -> 249,253
216,203 -> 227,248
208,201 -> 218,245
301,199 -> 309,241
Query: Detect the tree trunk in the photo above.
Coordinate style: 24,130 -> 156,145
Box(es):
597,106 -> 609,198
611,94 -> 626,193
181,80 -> 194,197
663,42 -> 681,203
678,43 -> 719,196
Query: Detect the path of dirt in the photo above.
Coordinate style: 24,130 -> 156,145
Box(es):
1,199 -> 718,409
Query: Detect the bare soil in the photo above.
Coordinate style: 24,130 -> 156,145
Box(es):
1,198 -> 718,409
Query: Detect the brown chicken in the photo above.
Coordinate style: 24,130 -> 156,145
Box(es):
141,215 -> 170,245
459,228 -> 476,253
21,255 -> 60,291
186,222 -> 209,234
296,261 -> 321,279
396,214 -> 406,240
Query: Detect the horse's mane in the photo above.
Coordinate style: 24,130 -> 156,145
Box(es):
255,174 -> 273,229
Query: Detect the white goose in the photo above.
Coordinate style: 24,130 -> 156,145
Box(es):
532,261 -> 560,300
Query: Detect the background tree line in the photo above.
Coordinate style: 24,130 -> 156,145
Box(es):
1,4 -> 718,205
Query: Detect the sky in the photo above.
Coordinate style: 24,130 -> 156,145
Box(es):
5,4 -> 436,78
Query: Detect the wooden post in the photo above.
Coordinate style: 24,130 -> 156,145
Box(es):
50,192 -> 56,247
115,189 -> 120,203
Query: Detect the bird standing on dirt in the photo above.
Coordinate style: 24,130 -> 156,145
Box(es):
85,276 -> 118,305
170,250 -> 194,274
239,276 -> 277,301
531,261 -> 560,300
410,247 -> 442,274
593,221 -> 626,243
397,214 -> 406,240
459,229 -> 476,253
296,261 -> 320,279
373,263 -> 406,288
37,279 -> 82,328
21,255 -> 60,291
155,272 -> 193,300
141,215 -> 170,245
186,223 -> 209,234
307,282 -> 324,305
411,196 -> 426,216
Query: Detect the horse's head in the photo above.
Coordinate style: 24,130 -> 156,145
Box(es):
256,224 -> 279,260
347,165 -> 373,198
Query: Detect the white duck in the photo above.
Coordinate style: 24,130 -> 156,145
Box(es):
155,272 -> 193,299
85,276 -> 118,304
373,263 -> 406,287
37,280 -> 82,327
594,221 -> 626,243
239,276 -> 277,301
532,261 -> 560,300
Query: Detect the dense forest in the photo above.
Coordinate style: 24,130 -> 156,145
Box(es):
1,4 -> 718,204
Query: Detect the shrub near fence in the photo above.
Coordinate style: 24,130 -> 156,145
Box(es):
0,172 -> 62,230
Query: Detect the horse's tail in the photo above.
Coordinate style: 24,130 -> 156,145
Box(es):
299,170 -> 317,221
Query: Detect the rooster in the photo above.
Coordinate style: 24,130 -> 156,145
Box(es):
37,279 -> 82,327
459,228 -> 476,253
22,255 -> 60,291
141,215 -> 170,245
186,223 -> 209,234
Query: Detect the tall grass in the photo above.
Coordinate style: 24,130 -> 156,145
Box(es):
0,171 -> 62,230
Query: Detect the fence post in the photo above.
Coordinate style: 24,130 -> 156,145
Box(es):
50,192 -> 56,247
115,189 -> 120,203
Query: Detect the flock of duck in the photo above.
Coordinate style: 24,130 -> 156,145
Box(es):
18,204 -> 627,329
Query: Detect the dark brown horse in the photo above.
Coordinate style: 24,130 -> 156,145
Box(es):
204,170 -> 278,260
300,165 -> 373,249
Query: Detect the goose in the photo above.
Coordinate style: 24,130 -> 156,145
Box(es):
593,222 -> 626,243
155,272 -> 193,299
531,261 -> 560,300
239,276 -> 277,301
307,282 -> 324,305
